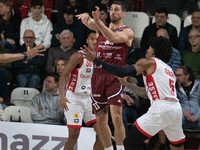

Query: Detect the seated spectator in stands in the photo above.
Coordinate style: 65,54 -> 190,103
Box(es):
179,9 -> 200,52
156,28 -> 181,73
20,0 -> 53,49
42,58 -> 67,92
176,66 -> 200,130
181,28 -> 200,79
21,0 -> 52,20
31,73 -> 65,125
46,29 -> 78,73
0,0 -> 21,51
51,5 -> 87,49
140,7 -> 178,54
13,29 -> 46,88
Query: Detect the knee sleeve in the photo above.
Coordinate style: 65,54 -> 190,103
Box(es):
169,141 -> 184,147
124,124 -> 149,147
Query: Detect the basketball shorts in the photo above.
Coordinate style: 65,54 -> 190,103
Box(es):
135,100 -> 185,144
64,90 -> 96,128
91,71 -> 124,113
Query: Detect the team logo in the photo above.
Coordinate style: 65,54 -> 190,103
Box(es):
74,113 -> 79,118
86,68 -> 91,72
81,86 -> 86,90
74,119 -> 79,123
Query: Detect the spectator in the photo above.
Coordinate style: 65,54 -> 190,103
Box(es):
156,28 -> 181,73
181,28 -> 200,79
46,29 -> 78,73
176,66 -> 200,130
0,0 -> 21,51
179,9 -> 200,52
20,0 -> 53,49
13,29 -> 46,88
21,0 -> 52,20
51,5 -> 87,49
42,58 -> 67,92
31,73 -> 64,125
140,7 -> 178,54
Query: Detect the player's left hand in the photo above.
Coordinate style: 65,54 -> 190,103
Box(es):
60,96 -> 70,111
81,45 -> 96,62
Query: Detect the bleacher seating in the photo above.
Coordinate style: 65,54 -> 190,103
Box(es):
10,87 -> 40,108
183,15 -> 192,27
123,11 -> 149,48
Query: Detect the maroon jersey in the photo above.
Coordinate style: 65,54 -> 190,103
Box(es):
94,25 -> 130,72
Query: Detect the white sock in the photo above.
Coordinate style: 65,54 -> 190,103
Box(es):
116,145 -> 125,150
104,146 -> 114,150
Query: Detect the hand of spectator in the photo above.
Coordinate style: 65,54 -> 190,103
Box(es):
189,115 -> 198,122
55,34 -> 60,40
26,44 -> 46,59
82,45 -> 96,62
92,6 -> 100,21
76,13 -> 91,24
39,109 -> 43,115
123,93 -> 134,106
6,38 -> 15,45
60,96 -> 70,111
0,97 -> 4,103
183,110 -> 191,118
1,31 -> 4,39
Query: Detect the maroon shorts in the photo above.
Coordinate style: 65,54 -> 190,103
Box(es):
91,70 -> 124,113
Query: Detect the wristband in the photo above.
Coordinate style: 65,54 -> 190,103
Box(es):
22,52 -> 27,60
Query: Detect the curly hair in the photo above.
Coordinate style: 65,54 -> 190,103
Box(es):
149,36 -> 172,63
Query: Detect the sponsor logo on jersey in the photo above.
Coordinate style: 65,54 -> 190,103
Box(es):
93,94 -> 101,97
81,86 -> 86,90
74,113 -> 79,118
117,99 -> 121,103
86,68 -> 91,72
80,74 -> 90,78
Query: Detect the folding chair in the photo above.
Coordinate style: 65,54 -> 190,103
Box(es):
10,87 -> 40,108
183,15 -> 192,27
152,13 -> 181,35
4,106 -> 33,123
123,11 -> 149,48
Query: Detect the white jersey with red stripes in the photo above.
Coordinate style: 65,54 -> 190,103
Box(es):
67,56 -> 93,95
143,58 -> 178,103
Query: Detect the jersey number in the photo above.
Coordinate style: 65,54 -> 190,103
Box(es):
169,79 -> 175,96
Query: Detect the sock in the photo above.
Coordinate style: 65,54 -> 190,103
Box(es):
116,145 -> 125,150
104,146 -> 114,150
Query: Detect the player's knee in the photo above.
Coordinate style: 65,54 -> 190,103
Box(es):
124,125 -> 149,146
169,141 -> 184,147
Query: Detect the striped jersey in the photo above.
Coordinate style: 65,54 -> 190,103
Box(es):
143,58 -> 179,104
67,56 -> 93,95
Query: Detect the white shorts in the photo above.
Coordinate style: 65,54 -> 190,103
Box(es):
136,100 -> 185,144
64,90 -> 96,128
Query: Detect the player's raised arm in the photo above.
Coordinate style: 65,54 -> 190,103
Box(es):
76,13 -> 99,32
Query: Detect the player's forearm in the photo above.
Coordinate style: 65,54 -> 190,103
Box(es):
124,82 -> 148,99
0,53 -> 25,63
94,19 -> 116,42
59,76 -> 67,99
93,58 -> 137,78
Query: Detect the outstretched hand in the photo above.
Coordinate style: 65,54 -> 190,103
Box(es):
81,45 -> 96,62
26,44 -> 46,59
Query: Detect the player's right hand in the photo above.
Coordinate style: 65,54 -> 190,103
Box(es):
60,97 -> 70,111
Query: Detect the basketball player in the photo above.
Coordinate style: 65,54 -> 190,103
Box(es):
82,36 -> 185,150
76,1 -> 134,150
59,31 -> 103,150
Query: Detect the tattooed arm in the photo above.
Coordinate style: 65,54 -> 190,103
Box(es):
118,78 -> 149,99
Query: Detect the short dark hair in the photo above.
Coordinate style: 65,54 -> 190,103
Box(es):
30,0 -> 43,8
177,66 -> 195,82
63,5 -> 75,15
149,36 -> 172,63
46,73 -> 60,83
86,30 -> 96,39
154,7 -> 168,16
111,1 -> 126,12
192,9 -> 200,15
98,4 -> 107,13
